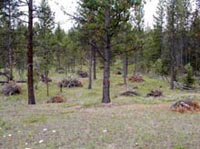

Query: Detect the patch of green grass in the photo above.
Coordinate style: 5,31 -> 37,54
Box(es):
59,110 -> 75,115
22,115 -> 48,124
173,145 -> 186,149
0,119 -> 11,132
82,100 -> 101,108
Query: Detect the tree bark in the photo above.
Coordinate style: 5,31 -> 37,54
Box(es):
102,8 -> 111,103
45,70 -> 49,96
123,52 -> 128,85
8,1 -> 13,81
27,0 -> 36,104
169,0 -> 176,90
133,51 -> 138,75
88,35 -> 93,89
123,32 -> 128,85
93,46 -> 97,80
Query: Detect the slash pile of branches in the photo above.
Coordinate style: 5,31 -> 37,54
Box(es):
2,81 -> 22,96
129,74 -> 144,82
170,100 -> 200,113
46,96 -> 64,103
58,78 -> 83,88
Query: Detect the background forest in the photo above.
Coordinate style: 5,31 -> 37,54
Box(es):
0,0 -> 200,104
1,0 -> 200,148
0,0 -> 200,103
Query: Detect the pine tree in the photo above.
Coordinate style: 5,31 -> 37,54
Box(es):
27,0 -> 36,104
36,0 -> 55,96
166,0 -> 176,89
153,0 -> 166,60
77,0 -> 141,103
0,0 -> 21,80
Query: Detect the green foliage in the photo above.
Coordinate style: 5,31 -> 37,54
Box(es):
182,63 -> 195,87
35,0 -> 55,74
153,59 -> 168,76
129,0 -> 141,5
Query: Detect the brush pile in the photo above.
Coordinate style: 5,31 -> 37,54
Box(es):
170,100 -> 200,113
58,78 -> 83,88
55,68 -> 65,74
77,70 -> 88,78
129,74 -> 144,82
147,90 -> 163,97
46,96 -> 64,103
120,91 -> 140,96
2,82 -> 22,96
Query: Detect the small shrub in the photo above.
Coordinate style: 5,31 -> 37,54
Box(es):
179,63 -> 195,88
152,59 -> 168,76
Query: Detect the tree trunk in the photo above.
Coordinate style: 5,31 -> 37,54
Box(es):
170,59 -> 175,89
169,1 -> 176,90
93,46 -> 97,80
123,32 -> 128,85
8,1 -> 13,81
27,0 -> 36,104
123,52 -> 128,85
45,71 -> 49,96
133,51 -> 138,75
88,36 -> 93,89
102,9 -> 111,103
72,57 -> 76,73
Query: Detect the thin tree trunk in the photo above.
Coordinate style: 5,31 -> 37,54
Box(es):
46,79 -> 49,96
58,53 -> 61,68
170,58 -> 175,89
169,0 -> 176,90
80,57 -> 83,71
160,26 -> 164,60
134,51 -> 138,75
170,43 -> 175,90
27,0 -> 36,104
88,35 -> 93,89
45,70 -> 49,96
93,46 -> 97,80
123,52 -> 128,85
8,1 -> 13,81
102,9 -> 111,103
123,32 -> 128,85
72,57 -> 76,73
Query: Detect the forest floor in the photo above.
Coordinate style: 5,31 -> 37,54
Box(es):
0,70 -> 200,149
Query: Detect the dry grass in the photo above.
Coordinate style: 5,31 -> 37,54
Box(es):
1,103 -> 200,148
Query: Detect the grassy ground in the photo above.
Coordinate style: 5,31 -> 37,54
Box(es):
0,69 -> 200,149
